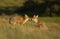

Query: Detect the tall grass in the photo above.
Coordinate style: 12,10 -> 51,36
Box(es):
0,16 -> 60,39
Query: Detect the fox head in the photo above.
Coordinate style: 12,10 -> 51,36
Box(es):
32,15 -> 39,23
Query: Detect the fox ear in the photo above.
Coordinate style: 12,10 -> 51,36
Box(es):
36,15 -> 38,18
25,14 -> 27,16
25,14 -> 28,17
33,15 -> 36,17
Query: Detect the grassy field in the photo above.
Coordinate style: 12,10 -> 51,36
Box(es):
0,15 -> 60,39
0,0 -> 27,7
0,0 -> 44,7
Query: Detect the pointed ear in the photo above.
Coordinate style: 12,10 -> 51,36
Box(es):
25,14 -> 28,17
25,14 -> 27,16
36,15 -> 38,18
33,15 -> 36,17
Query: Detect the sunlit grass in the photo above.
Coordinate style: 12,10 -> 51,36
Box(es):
0,16 -> 60,39
0,0 -> 27,7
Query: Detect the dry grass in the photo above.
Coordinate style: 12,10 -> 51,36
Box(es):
0,16 -> 60,39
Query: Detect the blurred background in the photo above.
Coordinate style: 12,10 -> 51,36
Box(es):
0,0 -> 60,17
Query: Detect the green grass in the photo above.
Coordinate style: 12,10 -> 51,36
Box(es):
0,16 -> 60,39
0,0 -> 27,7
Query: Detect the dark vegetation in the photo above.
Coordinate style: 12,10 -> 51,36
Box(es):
0,0 -> 60,17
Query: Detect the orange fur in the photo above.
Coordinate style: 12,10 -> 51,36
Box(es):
32,15 -> 49,31
9,14 -> 29,25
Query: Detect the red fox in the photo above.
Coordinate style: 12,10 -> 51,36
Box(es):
32,15 -> 49,31
9,14 -> 29,25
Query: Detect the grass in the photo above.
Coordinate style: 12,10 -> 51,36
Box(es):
0,16 -> 60,39
0,0 -> 45,7
0,0 -> 27,7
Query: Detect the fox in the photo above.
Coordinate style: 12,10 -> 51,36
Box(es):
32,15 -> 49,31
9,14 -> 30,25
